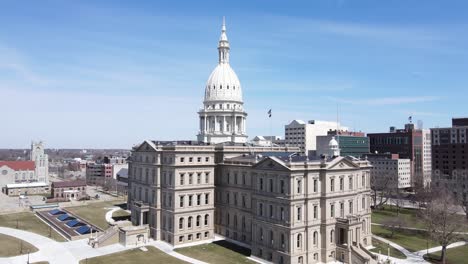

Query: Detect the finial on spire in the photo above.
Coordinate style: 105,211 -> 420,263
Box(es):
222,16 -> 226,31
218,16 -> 230,64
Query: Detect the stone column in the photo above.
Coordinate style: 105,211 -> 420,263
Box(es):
223,116 -> 226,133
233,115 -> 237,134
204,115 -> 207,133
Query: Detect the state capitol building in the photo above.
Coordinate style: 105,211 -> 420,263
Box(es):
127,19 -> 375,264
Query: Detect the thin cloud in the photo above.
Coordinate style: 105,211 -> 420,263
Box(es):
327,96 -> 440,105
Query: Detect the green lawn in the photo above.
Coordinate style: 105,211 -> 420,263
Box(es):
372,205 -> 468,231
372,206 -> 428,229
0,234 -> 38,257
424,245 -> 468,264
175,240 -> 255,264
65,200 -> 125,230
79,246 -> 187,264
0,212 -> 66,242
372,225 -> 438,252
370,238 -> 406,259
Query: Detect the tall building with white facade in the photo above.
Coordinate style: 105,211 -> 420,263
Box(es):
127,20 -> 375,264
197,18 -> 247,144
285,120 -> 348,155
422,129 -> 432,187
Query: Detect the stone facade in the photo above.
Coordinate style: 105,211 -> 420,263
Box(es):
215,155 -> 372,264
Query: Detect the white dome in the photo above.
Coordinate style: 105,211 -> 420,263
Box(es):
329,136 -> 339,147
204,63 -> 243,103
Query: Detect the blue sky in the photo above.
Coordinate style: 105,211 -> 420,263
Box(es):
1,0 -> 467,148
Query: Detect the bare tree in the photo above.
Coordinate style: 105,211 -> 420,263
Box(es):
382,218 -> 406,238
370,171 -> 392,209
420,187 -> 467,264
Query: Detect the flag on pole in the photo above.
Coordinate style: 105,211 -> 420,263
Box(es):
268,109 -> 272,118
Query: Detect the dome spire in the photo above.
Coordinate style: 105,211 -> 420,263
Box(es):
218,16 -> 230,64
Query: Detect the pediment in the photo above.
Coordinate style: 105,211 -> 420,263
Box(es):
135,140 -> 158,152
253,157 -> 290,171
327,157 -> 359,170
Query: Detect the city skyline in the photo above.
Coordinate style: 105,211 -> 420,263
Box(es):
2,0 -> 468,148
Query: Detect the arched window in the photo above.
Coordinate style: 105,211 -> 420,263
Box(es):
196,215 -> 201,227
204,214 -> 209,226
313,231 -> 318,245
179,218 -> 184,230
297,233 -> 302,248
188,216 -> 193,228
330,230 -> 334,243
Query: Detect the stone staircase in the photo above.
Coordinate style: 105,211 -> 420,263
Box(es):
89,225 -> 119,248
351,244 -> 378,264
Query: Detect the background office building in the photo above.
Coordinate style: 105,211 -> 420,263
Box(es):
367,123 -> 425,188
367,154 -> 411,189
316,130 -> 369,158
285,120 -> 347,155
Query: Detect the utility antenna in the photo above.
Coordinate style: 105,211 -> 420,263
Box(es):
336,103 -> 340,153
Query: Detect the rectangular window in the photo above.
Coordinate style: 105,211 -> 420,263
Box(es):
269,178 -> 274,192
189,173 -> 193,184
297,207 -> 302,221
349,177 -> 353,190
313,205 -> 317,219
197,173 -> 201,184
189,195 -> 193,206
197,194 -> 201,205
260,178 -> 264,190
269,204 -> 274,218
349,201 -> 353,214
331,178 -> 335,192
331,204 -> 335,218
280,180 -> 285,194
205,172 -> 210,183
189,157 -> 193,163
297,179 -> 302,194
180,195 -> 184,207
197,157 -> 201,162
313,179 -> 317,192
180,157 -> 184,163
205,157 -> 209,162
180,173 -> 184,185
339,178 -> 343,191
205,193 -> 209,204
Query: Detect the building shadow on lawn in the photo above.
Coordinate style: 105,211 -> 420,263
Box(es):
213,240 -> 251,256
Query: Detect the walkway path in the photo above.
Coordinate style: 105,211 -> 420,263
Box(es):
373,235 -> 468,264
0,227 -> 77,264
0,226 -> 210,264
104,207 -> 120,225
373,235 -> 428,263
414,241 -> 468,256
